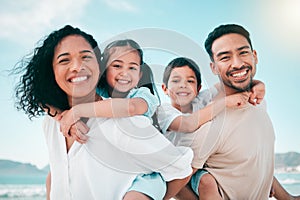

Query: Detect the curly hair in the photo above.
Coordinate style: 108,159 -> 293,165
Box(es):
13,25 -> 102,119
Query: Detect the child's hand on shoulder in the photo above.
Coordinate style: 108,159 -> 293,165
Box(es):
249,80 -> 265,105
226,92 -> 250,108
59,108 -> 80,137
59,118 -> 89,144
69,121 -> 89,144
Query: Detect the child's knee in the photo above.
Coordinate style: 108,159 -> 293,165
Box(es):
199,173 -> 217,189
123,191 -> 152,200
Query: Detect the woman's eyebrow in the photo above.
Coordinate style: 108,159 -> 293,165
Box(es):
80,50 -> 94,54
57,52 -> 69,59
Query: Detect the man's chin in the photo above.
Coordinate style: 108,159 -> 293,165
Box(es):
231,83 -> 251,92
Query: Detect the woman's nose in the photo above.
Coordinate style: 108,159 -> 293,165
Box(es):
70,60 -> 83,71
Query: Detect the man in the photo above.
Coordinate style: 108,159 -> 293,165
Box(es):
175,24 -> 298,200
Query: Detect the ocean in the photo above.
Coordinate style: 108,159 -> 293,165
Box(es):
274,173 -> 300,195
0,173 -> 299,199
0,175 -> 46,200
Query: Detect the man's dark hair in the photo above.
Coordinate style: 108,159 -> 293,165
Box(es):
205,24 -> 253,61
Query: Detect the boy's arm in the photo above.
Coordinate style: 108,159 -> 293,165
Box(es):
168,92 -> 249,133
249,79 -> 265,105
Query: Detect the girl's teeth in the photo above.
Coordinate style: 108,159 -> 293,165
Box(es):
118,80 -> 130,84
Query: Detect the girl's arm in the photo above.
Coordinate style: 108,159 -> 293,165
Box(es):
168,92 -> 249,133
42,104 -> 90,143
60,98 -> 148,136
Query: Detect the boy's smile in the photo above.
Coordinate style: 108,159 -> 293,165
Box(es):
163,66 -> 199,113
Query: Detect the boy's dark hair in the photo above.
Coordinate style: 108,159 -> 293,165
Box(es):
163,57 -> 202,88
204,24 -> 253,61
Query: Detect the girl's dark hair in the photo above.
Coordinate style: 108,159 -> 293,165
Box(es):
163,57 -> 202,88
100,39 -> 160,101
12,25 -> 101,119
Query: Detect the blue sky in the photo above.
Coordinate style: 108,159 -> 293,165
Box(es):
0,0 -> 299,169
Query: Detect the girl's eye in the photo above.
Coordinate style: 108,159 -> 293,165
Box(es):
187,80 -> 195,83
171,79 -> 179,83
112,64 -> 121,68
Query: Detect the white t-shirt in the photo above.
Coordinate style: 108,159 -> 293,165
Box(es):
44,115 -> 193,200
157,88 -> 215,145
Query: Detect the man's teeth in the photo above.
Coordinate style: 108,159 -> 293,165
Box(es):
71,76 -> 87,82
232,70 -> 247,77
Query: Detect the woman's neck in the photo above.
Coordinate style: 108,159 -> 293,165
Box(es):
68,91 -> 98,107
108,87 -> 129,98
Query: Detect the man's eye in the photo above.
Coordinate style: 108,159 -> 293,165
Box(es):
240,51 -> 249,55
220,56 -> 229,61
129,66 -> 137,70
83,55 -> 92,60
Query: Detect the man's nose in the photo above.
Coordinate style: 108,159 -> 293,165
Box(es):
231,55 -> 244,69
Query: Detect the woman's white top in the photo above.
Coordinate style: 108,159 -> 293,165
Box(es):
44,115 -> 193,200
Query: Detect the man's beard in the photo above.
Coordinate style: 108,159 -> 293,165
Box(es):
223,65 -> 253,92
223,77 -> 253,92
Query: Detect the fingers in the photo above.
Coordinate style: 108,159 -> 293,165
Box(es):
237,92 -> 250,107
248,92 -> 257,106
256,97 -> 263,104
60,120 -> 90,144
248,91 -> 264,105
69,121 -> 89,144
269,187 -> 275,197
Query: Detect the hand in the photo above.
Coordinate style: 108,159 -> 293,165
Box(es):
269,186 -> 275,197
59,108 -> 80,137
69,120 -> 89,144
249,80 -> 265,105
225,92 -> 250,108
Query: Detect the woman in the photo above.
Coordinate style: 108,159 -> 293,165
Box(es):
13,25 -> 193,199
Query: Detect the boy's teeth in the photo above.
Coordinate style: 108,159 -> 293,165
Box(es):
178,92 -> 188,96
71,76 -> 87,82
